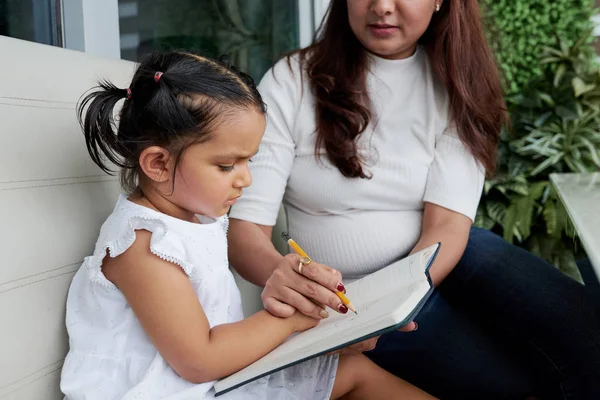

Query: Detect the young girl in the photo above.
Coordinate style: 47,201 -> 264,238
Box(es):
59,51 -> 436,400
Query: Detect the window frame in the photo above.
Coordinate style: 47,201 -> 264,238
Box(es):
60,0 -> 327,60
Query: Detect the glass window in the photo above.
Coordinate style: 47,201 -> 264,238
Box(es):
118,0 -> 299,81
0,0 -> 61,46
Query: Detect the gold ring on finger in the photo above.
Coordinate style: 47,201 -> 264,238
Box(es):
298,257 -> 311,275
299,257 -> 312,265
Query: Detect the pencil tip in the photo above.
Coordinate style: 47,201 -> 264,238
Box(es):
281,231 -> 291,241
353,311 -> 358,315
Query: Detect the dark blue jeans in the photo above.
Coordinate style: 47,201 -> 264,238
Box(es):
366,227 -> 600,400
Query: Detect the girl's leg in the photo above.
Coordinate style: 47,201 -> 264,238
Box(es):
331,353 -> 436,400
440,227 -> 600,399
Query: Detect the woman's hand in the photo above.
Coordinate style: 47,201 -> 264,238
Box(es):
326,322 -> 419,356
262,253 -> 347,319
327,337 -> 381,356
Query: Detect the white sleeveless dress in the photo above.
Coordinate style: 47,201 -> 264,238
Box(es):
60,195 -> 338,399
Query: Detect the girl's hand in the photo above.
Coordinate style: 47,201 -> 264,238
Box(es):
262,254 -> 347,319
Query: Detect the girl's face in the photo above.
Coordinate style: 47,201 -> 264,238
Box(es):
347,0 -> 440,60
148,108 -> 266,220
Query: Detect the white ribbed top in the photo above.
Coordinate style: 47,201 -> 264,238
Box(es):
230,47 -> 485,280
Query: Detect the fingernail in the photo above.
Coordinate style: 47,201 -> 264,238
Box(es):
336,282 -> 346,294
412,322 -> 419,331
319,309 -> 329,319
338,304 -> 348,314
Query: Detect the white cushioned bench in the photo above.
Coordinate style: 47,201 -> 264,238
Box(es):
0,36 -> 275,400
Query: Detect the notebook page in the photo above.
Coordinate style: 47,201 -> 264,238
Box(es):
344,243 -> 435,305
215,279 -> 430,394
214,244 -> 438,394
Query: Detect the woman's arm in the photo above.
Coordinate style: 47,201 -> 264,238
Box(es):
227,220 -> 281,287
228,218 -> 346,319
228,219 -> 418,355
102,230 -> 316,384
410,202 -> 472,286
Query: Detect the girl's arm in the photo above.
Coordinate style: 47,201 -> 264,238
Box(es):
102,229 -> 317,384
409,202 -> 472,286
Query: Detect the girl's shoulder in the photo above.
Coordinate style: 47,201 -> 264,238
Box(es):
84,195 -> 228,288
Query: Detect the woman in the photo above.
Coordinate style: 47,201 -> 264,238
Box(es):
228,0 -> 600,398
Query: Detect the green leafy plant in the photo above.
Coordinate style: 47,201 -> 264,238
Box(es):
480,0 -> 595,96
476,31 -> 600,281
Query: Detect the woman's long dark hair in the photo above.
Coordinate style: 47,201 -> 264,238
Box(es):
294,0 -> 506,178
78,51 -> 265,193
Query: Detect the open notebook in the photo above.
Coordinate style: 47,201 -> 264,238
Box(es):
215,243 -> 440,396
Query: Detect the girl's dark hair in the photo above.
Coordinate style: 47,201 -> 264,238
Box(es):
294,0 -> 506,178
78,51 -> 265,193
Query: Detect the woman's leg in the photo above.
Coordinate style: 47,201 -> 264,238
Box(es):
366,289 -> 541,400
439,227 -> 600,399
331,353 -> 437,400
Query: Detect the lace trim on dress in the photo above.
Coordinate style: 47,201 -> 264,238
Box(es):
85,215 -> 197,289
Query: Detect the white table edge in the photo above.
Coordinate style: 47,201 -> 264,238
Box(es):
550,173 -> 600,279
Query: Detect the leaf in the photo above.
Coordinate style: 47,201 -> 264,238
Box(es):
557,248 -> 584,283
486,201 -> 507,224
555,104 -> 579,120
543,200 -> 558,236
527,234 -> 555,261
530,152 -> 565,176
572,157 -> 590,173
573,29 -> 593,52
515,185 -> 544,239
527,235 -> 544,259
513,226 -> 523,243
578,136 -> 600,167
475,213 -> 496,230
483,181 -> 494,195
559,36 -> 570,55
540,56 -> 562,65
529,181 -> 549,200
561,203 -> 577,239
564,156 -> 578,172
503,202 -> 519,243
572,77 -> 596,97
542,46 -> 566,58
554,63 -> 567,87
551,190 -> 571,237
537,93 -> 555,107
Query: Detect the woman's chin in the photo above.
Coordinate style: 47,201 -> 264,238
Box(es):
365,42 -> 416,61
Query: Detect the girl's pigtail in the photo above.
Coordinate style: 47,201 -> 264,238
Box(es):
144,71 -> 197,135
77,80 -> 129,174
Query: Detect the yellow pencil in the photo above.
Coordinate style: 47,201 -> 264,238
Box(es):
281,231 -> 357,314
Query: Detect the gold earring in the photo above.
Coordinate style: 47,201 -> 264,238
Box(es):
436,3 -> 440,12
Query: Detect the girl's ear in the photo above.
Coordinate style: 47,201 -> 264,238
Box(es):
138,146 -> 173,184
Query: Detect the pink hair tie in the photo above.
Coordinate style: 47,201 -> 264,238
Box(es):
126,88 -> 132,99
154,71 -> 164,83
